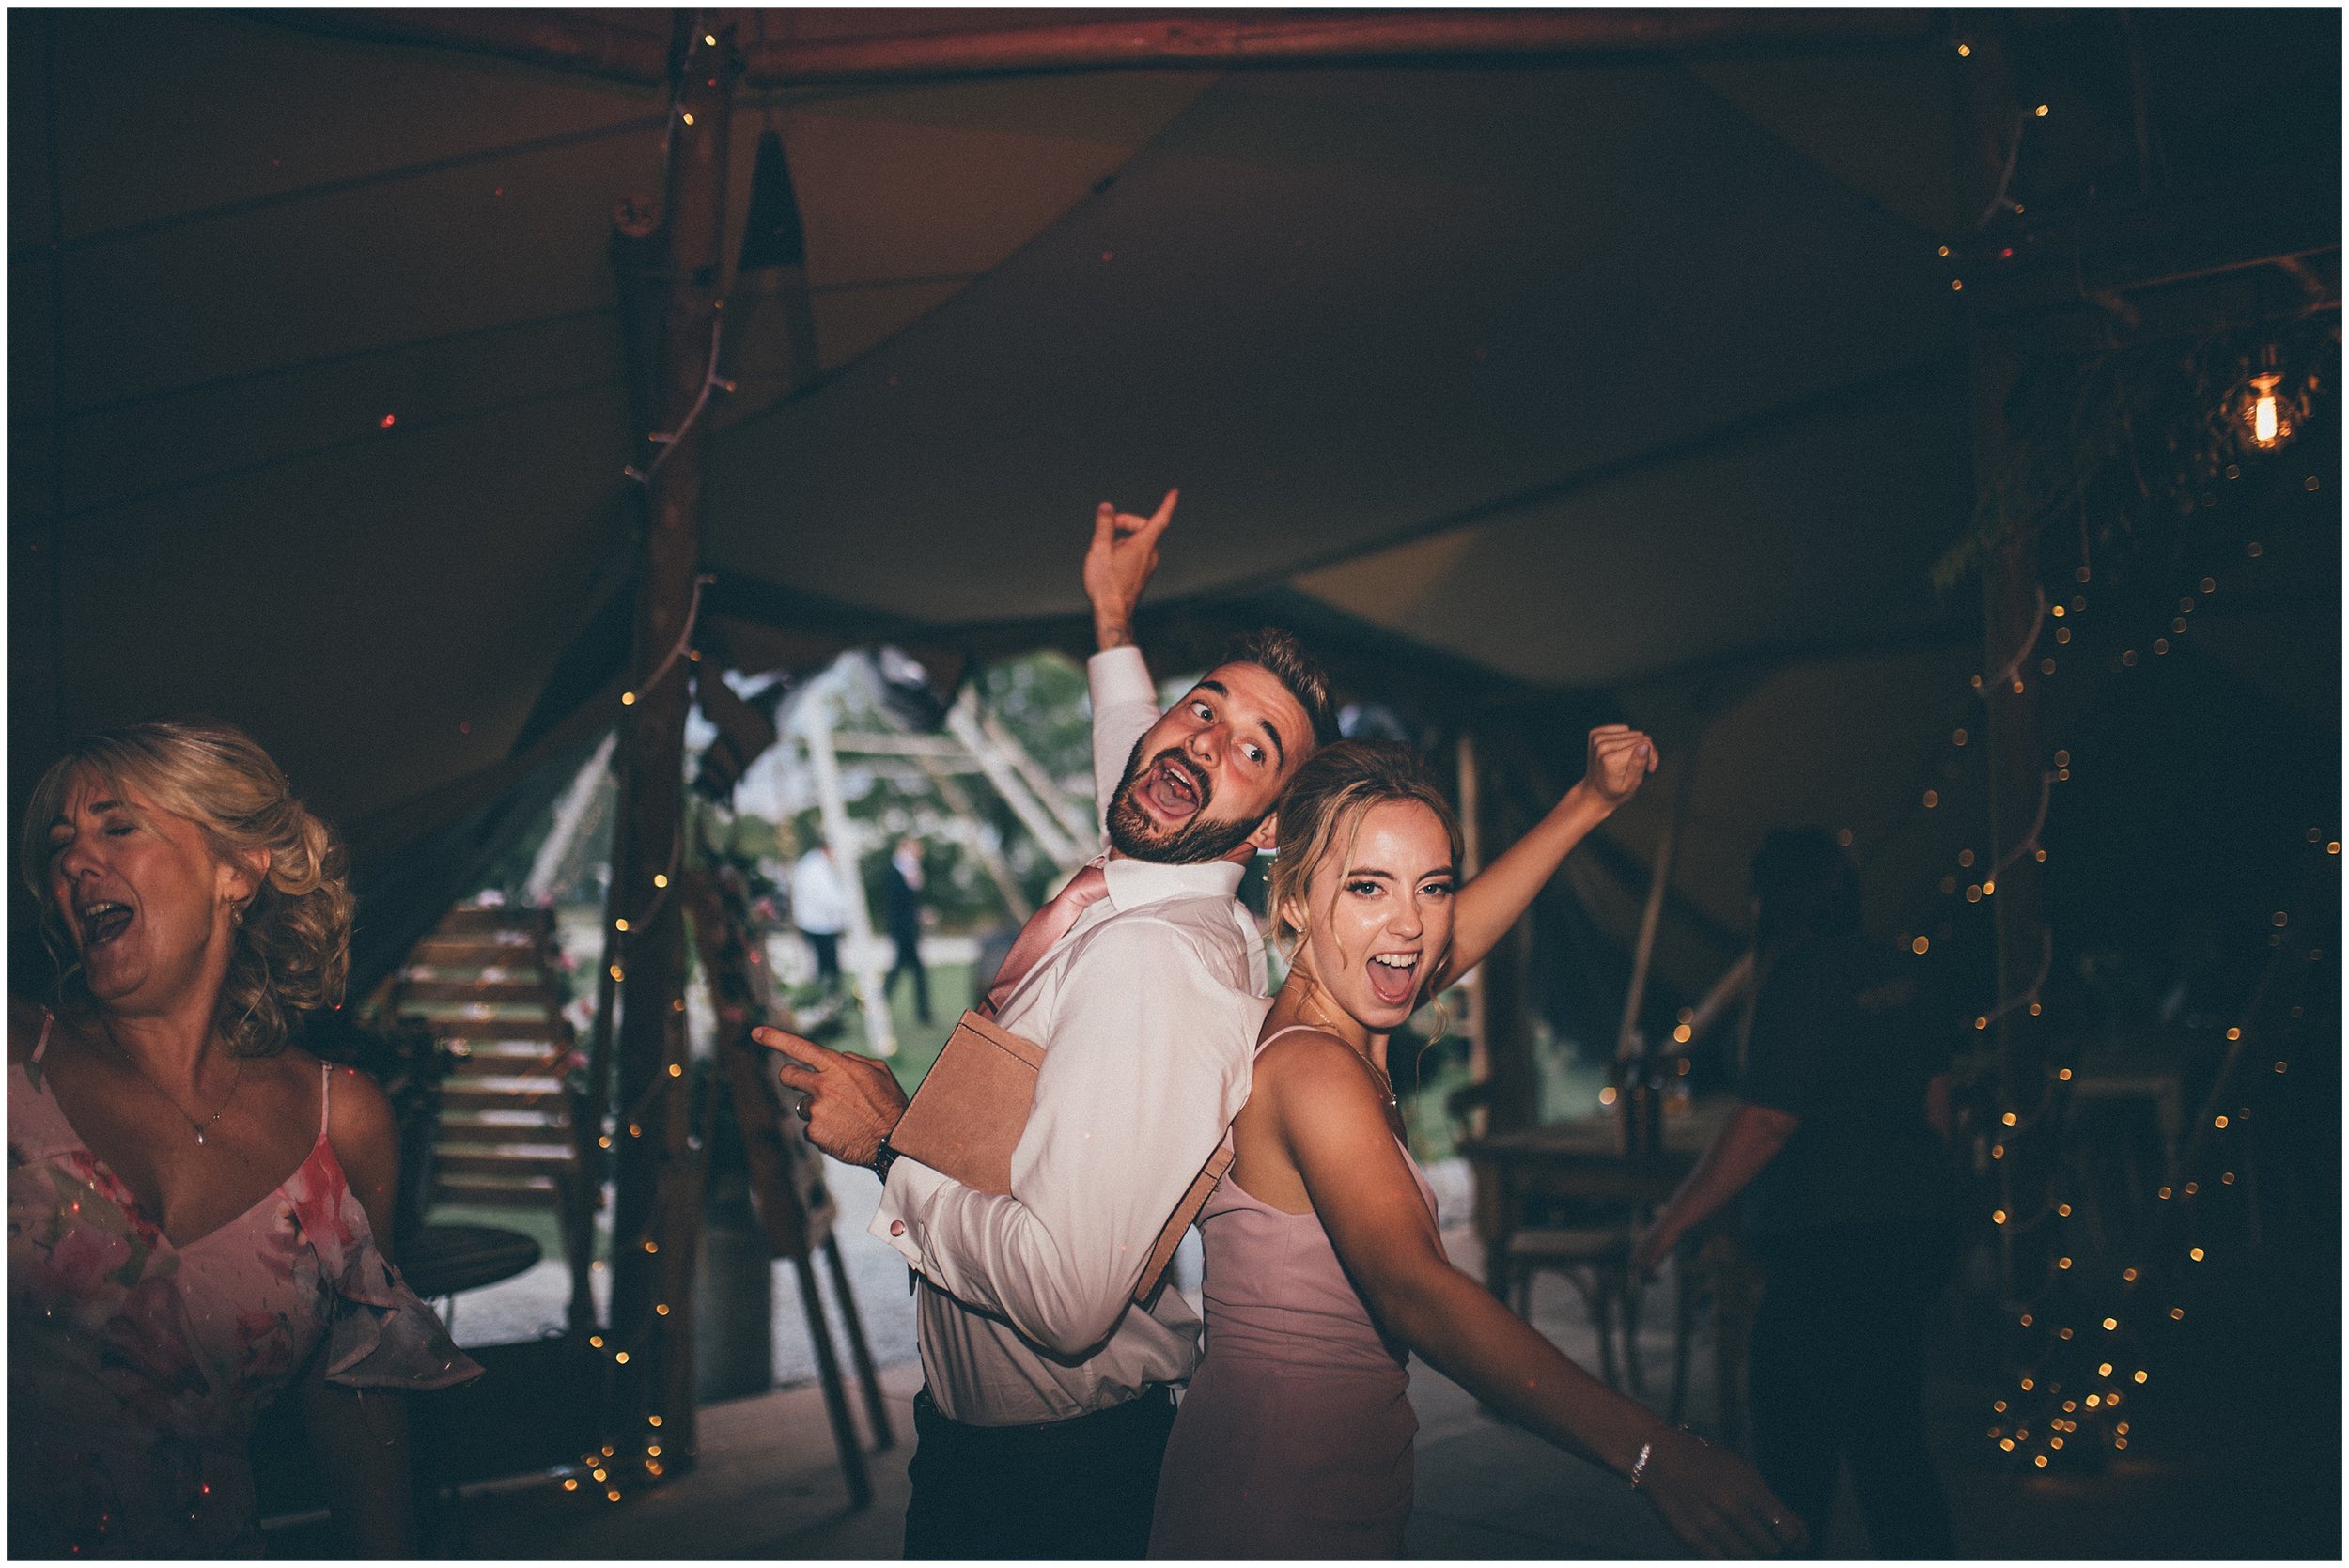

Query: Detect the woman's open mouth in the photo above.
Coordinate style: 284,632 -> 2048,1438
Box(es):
1140,756 -> 1206,823
78,901 -> 133,950
1366,950 -> 1420,1009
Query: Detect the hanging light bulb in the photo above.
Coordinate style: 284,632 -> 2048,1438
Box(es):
2250,373 -> 2284,446
2227,345 -> 2304,453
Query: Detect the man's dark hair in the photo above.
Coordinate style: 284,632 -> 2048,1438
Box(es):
1222,628 -> 1340,750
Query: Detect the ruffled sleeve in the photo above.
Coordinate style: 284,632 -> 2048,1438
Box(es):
285,1152 -> 482,1390
320,1241 -> 483,1390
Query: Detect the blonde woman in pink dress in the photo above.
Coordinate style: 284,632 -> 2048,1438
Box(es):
10,721 -> 478,1557
1148,737 -> 1804,1560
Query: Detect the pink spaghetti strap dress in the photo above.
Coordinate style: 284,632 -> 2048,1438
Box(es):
1147,1025 -> 1440,1560
8,1016 -> 481,1557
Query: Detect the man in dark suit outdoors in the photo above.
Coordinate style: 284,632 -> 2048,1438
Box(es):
884,835 -> 933,1027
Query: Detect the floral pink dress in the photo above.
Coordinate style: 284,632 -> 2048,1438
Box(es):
8,1017 -> 481,1557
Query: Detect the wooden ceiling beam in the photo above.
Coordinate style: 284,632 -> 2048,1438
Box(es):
282,8 -> 1937,89
279,9 -> 673,85
737,9 -> 1938,86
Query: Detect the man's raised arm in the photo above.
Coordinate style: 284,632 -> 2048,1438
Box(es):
1083,489 -> 1177,828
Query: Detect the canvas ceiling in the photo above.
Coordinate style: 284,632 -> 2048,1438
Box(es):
10,8 -> 2271,997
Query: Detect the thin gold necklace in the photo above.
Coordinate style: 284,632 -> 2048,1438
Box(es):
102,1020 -> 245,1147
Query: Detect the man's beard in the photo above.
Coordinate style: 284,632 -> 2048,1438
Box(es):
1105,738 -> 1262,864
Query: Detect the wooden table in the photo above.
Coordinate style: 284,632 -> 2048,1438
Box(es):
1459,1101 -> 1739,1422
1460,1102 -> 1727,1228
403,1222 -> 543,1313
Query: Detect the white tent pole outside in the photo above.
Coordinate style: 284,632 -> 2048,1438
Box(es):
796,667 -> 897,1058
945,686 -> 1087,875
981,707 -> 1097,851
523,729 -> 619,906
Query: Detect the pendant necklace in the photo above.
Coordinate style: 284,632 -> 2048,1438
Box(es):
104,1020 -> 245,1146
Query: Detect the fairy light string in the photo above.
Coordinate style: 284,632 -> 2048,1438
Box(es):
1832,335 -> 2330,1477
565,15 -> 742,1505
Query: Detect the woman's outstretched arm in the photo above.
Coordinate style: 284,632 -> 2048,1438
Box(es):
1435,725 -> 1656,990
1254,1033 -> 1800,1558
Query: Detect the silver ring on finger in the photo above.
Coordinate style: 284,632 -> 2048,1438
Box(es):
797,1095 -> 812,1118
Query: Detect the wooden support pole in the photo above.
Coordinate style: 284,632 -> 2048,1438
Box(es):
1455,730 -> 1489,1114
605,12 -> 738,1465
1473,722 -> 1539,1134
1677,951 -> 1756,1061
820,1234 -> 896,1453
1613,751 -> 1697,1066
291,8 -> 1936,89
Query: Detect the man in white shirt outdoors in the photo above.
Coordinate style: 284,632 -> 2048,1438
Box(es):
760,490 -> 1338,1558
789,843 -> 850,990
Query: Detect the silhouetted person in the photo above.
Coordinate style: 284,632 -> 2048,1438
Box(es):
1636,829 -> 1959,1558
883,836 -> 932,1026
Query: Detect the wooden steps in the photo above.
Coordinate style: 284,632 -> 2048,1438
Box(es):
389,905 -> 585,1219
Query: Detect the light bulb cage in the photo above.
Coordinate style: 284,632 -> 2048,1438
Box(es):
2217,344 -> 2318,456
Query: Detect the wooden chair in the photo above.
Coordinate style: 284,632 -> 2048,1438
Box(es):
1499,1223 -> 1644,1392
1449,1082 -> 1644,1391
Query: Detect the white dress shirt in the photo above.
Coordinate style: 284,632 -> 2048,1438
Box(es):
871,646 -> 1272,1425
790,848 -> 850,936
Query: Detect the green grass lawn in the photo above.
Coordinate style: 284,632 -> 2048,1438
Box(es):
829,960 -> 976,1095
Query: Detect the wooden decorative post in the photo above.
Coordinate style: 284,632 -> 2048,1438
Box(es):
1455,729 -> 1489,1121
604,13 -> 739,1467
1612,749 -> 1697,1065
1475,721 -> 1539,1135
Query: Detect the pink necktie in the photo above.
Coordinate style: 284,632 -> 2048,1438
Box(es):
981,861 -> 1110,1018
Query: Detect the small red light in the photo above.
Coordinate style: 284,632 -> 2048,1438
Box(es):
1999,247 -> 2014,259
380,414 -> 397,429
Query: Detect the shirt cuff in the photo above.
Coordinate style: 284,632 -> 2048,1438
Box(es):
1087,645 -> 1155,709
868,1157 -> 954,1270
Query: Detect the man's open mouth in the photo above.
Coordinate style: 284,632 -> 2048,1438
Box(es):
1140,756 -> 1206,823
78,901 -> 132,949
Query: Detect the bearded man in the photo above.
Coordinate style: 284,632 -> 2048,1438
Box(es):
764,490 -> 1337,1559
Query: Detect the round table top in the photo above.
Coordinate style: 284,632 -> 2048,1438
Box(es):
403,1222 -> 543,1298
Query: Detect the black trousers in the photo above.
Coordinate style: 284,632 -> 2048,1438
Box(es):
1749,1222 -> 1957,1559
903,1386 -> 1176,1560
886,933 -> 931,1024
802,930 -> 840,984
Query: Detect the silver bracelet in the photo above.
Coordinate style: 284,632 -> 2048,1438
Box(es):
1631,1426 -> 1701,1489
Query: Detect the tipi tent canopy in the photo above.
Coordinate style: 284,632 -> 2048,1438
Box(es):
10,8 -> 2338,996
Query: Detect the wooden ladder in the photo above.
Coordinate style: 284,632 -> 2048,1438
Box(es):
394,906 -> 582,1218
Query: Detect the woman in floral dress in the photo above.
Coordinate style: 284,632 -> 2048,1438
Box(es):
10,720 -> 479,1557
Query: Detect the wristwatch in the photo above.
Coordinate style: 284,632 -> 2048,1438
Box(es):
871,1136 -> 899,1184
